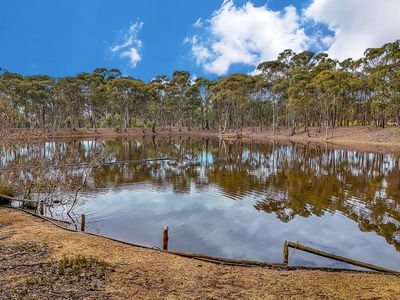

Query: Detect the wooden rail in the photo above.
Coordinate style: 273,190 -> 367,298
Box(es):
284,241 -> 398,273
168,250 -> 286,268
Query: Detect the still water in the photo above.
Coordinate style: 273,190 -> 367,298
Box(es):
1,137 -> 400,270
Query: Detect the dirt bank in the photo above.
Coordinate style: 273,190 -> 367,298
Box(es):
1,207 -> 399,299
2,126 -> 400,152
245,126 -> 400,154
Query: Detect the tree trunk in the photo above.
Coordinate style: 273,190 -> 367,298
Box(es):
272,100 -> 276,135
325,119 -> 329,140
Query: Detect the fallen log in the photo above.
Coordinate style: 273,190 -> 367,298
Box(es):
1,205 -> 396,274
167,250 -> 286,268
286,241 -> 398,274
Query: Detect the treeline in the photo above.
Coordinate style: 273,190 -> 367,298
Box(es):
0,40 -> 399,135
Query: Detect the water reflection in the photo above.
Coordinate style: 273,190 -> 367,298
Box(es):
0,137 -> 399,269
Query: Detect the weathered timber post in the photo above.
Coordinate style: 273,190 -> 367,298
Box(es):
283,241 -> 289,264
39,201 -> 44,216
163,226 -> 169,251
81,214 -> 85,232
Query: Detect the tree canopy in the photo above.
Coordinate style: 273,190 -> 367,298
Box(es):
1,40 -> 399,133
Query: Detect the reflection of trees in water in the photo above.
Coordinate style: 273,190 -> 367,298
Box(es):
0,142 -> 106,227
251,145 -> 400,251
1,137 -> 399,249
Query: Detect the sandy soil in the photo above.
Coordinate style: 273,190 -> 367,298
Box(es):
2,126 -> 400,153
245,126 -> 400,154
1,207 -> 399,299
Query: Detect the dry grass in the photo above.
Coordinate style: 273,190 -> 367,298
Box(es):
1,207 -> 399,299
0,240 -> 112,299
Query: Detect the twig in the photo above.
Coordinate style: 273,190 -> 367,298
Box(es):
0,157 -> 176,171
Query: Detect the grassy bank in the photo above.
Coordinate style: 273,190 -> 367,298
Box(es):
0,207 -> 399,299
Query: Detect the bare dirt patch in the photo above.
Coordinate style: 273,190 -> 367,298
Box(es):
0,229 -> 112,299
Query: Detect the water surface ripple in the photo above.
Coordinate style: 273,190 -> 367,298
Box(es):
1,137 -> 399,270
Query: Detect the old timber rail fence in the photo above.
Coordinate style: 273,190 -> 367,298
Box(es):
1,193 -> 399,275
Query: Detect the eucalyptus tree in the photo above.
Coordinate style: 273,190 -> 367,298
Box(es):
211,73 -> 256,134
87,78 -> 108,131
194,77 -> 215,130
311,68 -> 346,139
20,75 -> 56,129
184,81 -> 203,130
57,77 -> 86,130
364,40 -> 400,127
146,75 -> 170,131
307,53 -> 338,131
257,58 -> 287,134
1,40 -> 400,132
107,77 -> 146,131
251,75 -> 273,131
0,97 -> 21,128
168,71 -> 193,131
92,68 -> 122,82
286,51 -> 315,133
0,72 -> 26,125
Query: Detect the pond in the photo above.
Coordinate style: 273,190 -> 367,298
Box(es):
1,137 -> 400,271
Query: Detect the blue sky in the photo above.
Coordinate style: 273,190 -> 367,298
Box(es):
1,0 -> 399,81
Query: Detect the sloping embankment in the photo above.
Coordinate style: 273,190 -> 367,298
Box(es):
1,207 -> 399,299
2,126 -> 400,151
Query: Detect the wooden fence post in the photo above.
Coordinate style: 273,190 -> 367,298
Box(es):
80,214 -> 85,232
39,201 -> 44,216
163,226 -> 169,251
283,241 -> 289,264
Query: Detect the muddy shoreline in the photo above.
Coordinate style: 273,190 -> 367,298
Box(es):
2,126 -> 400,155
1,207 -> 400,299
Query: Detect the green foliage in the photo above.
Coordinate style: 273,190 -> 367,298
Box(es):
0,98 -> 22,128
0,40 -> 399,131
59,255 -> 109,278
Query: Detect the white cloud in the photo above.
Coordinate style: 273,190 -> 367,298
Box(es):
111,21 -> 143,68
188,0 -> 400,75
187,0 -> 310,75
193,18 -> 203,28
321,35 -> 334,48
185,36 -> 211,65
120,48 -> 142,68
304,0 -> 400,60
